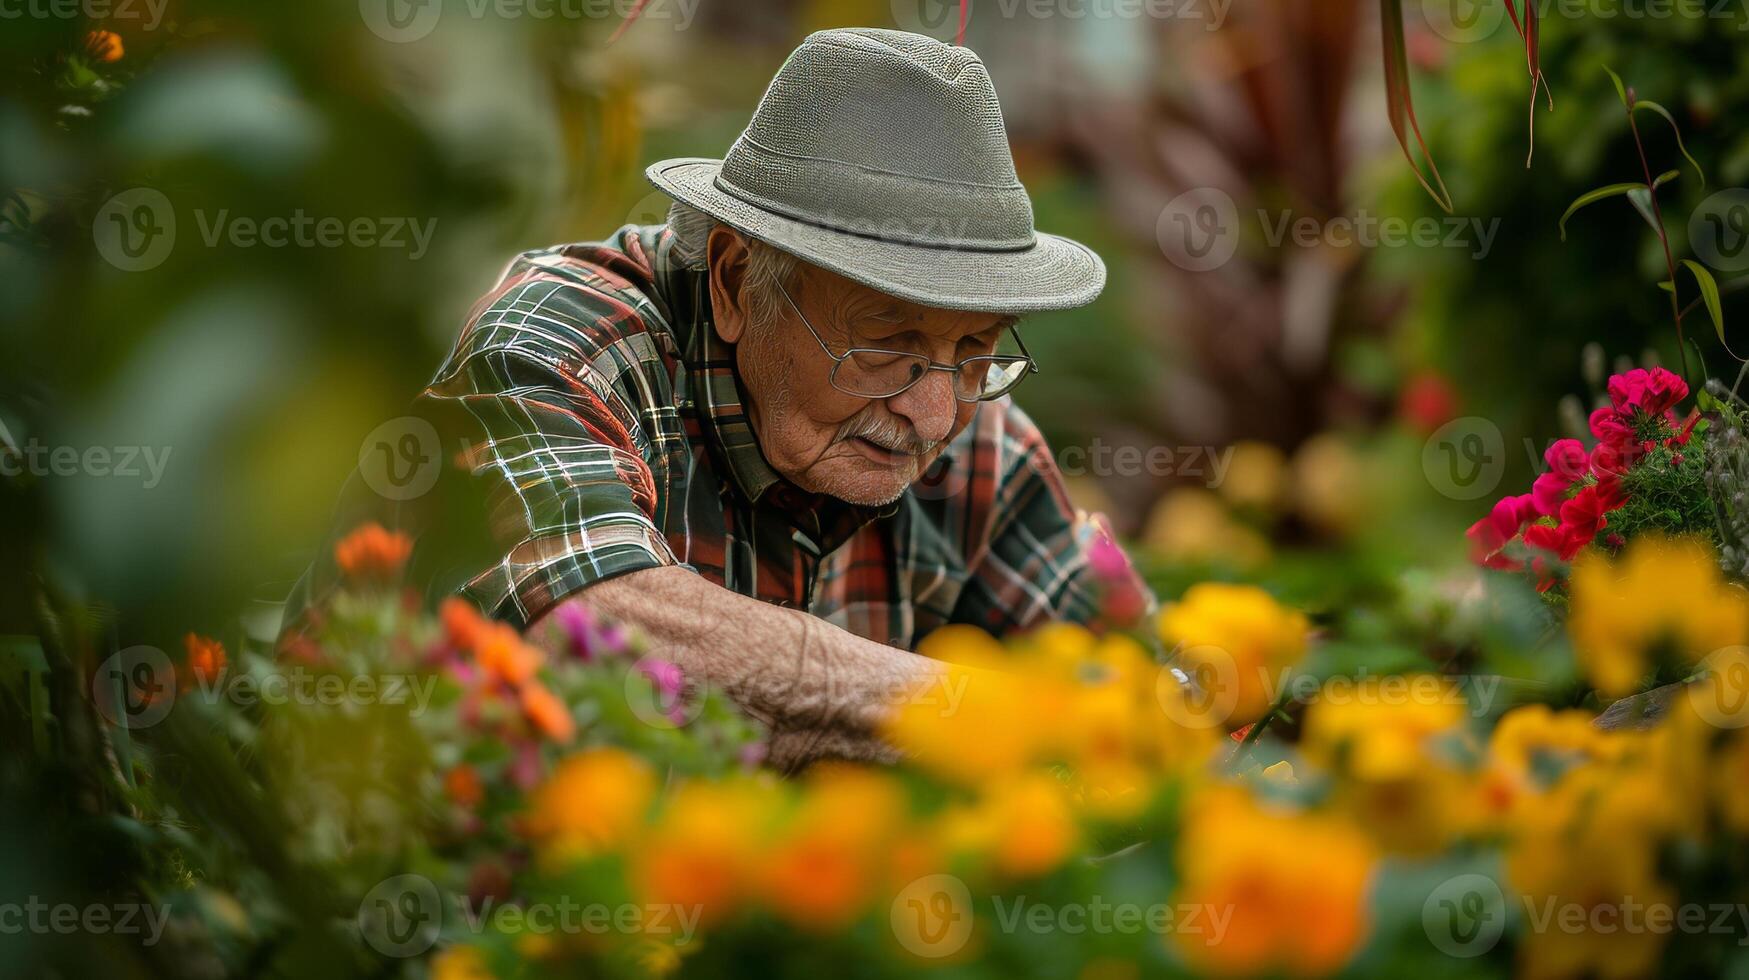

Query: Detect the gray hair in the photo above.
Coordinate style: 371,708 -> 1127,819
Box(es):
667,201 -> 798,330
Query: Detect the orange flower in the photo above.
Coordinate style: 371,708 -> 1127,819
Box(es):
441,596 -> 487,652
475,622 -> 542,688
183,633 -> 227,685
1173,789 -> 1375,977
444,764 -> 485,808
85,30 -> 123,63
633,777 -> 777,927
334,522 -> 414,581
521,682 -> 576,743
760,768 -> 906,931
525,748 -> 657,859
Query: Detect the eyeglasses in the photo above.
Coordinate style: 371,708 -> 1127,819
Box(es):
776,279 -> 1038,403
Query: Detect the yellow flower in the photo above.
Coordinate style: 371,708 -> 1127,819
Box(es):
1141,488 -> 1270,570
934,773 -> 1078,879
524,748 -> 656,861
1569,534 -> 1749,697
986,773 -> 1079,878
1218,441 -> 1288,512
1301,676 -> 1471,854
1173,788 -> 1375,977
1158,584 -> 1310,727
759,767 -> 906,931
1292,434 -> 1367,535
884,628 -> 1056,784
1478,705 -> 1620,825
632,776 -> 780,928
430,946 -> 493,980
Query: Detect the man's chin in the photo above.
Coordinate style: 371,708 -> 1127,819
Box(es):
796,459 -> 916,508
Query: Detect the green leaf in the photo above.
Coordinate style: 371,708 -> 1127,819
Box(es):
1680,259 -> 1727,347
1627,171 -> 1677,232
1561,181 -> 1660,241
1380,0 -> 1453,213
1603,64 -> 1630,108
1634,100 -> 1706,187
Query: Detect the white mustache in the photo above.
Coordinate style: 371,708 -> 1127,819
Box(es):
834,409 -> 940,457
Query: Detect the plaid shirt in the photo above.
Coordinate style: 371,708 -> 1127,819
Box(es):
290,225 -> 1113,651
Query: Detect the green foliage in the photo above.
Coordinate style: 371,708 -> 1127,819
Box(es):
1610,442 -> 1717,545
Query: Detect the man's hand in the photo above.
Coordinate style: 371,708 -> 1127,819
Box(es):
525,566 -> 943,772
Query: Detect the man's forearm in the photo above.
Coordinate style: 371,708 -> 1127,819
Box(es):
526,566 -> 942,766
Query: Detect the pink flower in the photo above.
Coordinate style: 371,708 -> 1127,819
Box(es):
1530,472 -> 1571,516
639,658 -> 684,699
1606,367 -> 1687,418
1589,406 -> 1635,447
1088,531 -> 1133,581
553,601 -> 600,662
1544,439 -> 1589,482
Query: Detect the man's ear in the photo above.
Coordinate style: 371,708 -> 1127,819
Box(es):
705,225 -> 752,345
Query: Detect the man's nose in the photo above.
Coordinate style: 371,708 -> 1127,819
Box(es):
885,368 -> 957,444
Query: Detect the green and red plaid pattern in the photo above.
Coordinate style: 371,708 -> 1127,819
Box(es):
289,225 -> 1114,650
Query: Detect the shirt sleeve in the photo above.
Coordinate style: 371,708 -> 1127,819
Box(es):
950,401 -> 1141,633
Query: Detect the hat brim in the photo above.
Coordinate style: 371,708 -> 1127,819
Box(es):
646,158 -> 1106,315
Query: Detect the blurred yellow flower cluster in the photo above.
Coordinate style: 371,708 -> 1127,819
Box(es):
1301,675 -> 1473,854
1569,535 -> 1749,696
885,622 -> 1223,811
1173,788 -> 1376,978
1158,583 -> 1312,726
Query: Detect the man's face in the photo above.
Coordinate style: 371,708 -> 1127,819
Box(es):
707,230 -> 1010,507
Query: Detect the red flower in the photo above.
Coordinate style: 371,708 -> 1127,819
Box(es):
1606,367 -> 1687,418
183,633 -> 227,687
1467,493 -> 1535,568
1398,371 -> 1459,434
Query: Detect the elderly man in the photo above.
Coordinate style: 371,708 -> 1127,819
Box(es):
290,28 -> 1138,766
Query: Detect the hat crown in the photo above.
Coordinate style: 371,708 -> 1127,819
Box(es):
715,28 -> 1035,251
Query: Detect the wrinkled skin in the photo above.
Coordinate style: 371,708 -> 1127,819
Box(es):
705,225 -> 1008,506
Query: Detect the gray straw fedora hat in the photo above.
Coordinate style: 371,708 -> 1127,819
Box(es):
646,28 -> 1106,315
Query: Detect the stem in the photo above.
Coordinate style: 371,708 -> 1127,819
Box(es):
1226,679 -> 1296,771
1627,104 -> 1692,382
